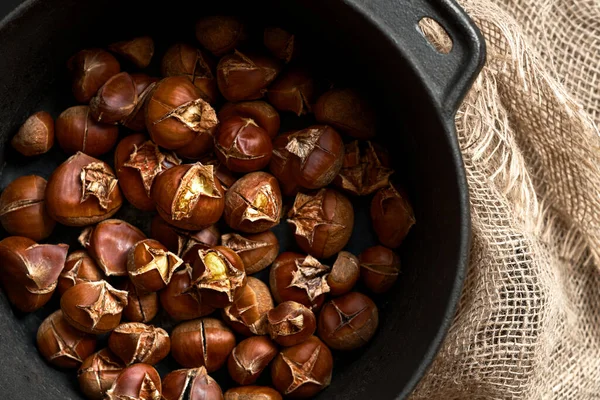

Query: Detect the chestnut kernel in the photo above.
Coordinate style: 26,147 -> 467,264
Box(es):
334,141 -> 394,196
221,230 -> 279,274
222,276 -> 274,336
116,278 -> 159,324
78,349 -> 126,400
58,250 -> 104,296
160,265 -> 216,321
37,310 -> 97,368
267,301 -> 316,347
11,111 -> 54,156
314,88 -> 377,139
228,336 -> 278,385
269,132 -> 300,196
327,251 -> 360,296
127,239 -> 183,292
371,184 -> 416,248
270,336 -> 333,398
162,367 -> 223,400
122,74 -> 160,131
224,172 -> 282,233
214,117 -> 273,173
317,292 -> 378,351
109,36 -> 155,68
105,363 -> 162,400
45,152 -> 123,226
218,101 -> 280,139
68,48 -> 120,103
267,67 -> 316,116
171,318 -> 236,372
264,27 -> 297,63
0,175 -> 55,241
216,51 -> 281,102
195,16 -> 246,56
108,322 -> 170,365
358,245 -> 401,293
287,188 -> 354,259
224,386 -> 282,400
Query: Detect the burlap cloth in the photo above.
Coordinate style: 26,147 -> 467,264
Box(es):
410,0 -> 600,398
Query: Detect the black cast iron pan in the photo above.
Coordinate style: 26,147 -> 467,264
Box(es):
0,0 -> 484,398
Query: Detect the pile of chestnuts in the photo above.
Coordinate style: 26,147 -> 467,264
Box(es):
0,15 -> 415,400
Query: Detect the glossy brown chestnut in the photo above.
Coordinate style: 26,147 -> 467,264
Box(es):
270,336 -> 333,398
37,310 -> 97,368
334,141 -> 394,196
0,175 -> 55,241
11,111 -> 54,156
318,292 -> 379,351
192,246 -> 247,308
314,88 -> 377,139
68,48 -> 120,103
269,253 -> 330,310
116,279 -> 159,324
78,349 -> 126,400
224,386 -> 282,400
109,36 -> 154,68
264,27 -> 297,63
287,189 -> 354,259
200,155 -> 239,191
224,172 -> 282,233
214,117 -> 273,173
127,239 -> 183,293
55,105 -> 119,157
358,245 -> 401,293
267,67 -> 316,116
171,318 -> 236,372
195,16 -> 246,56
58,250 -> 104,296
160,265 -> 216,321
162,367 -> 223,400
152,163 -> 225,231
105,363 -> 162,400
216,51 -> 281,102
89,72 -> 138,125
269,132 -> 300,196
267,301 -> 316,347
122,74 -> 160,131
228,336 -> 278,385
60,280 -> 128,334
145,76 -> 218,150
108,322 -> 170,365
222,277 -> 274,336
327,251 -> 360,296
175,127 -> 215,160
371,184 -> 416,248
221,231 -> 279,274
79,219 -> 146,277
45,152 -> 123,226
218,101 -> 280,139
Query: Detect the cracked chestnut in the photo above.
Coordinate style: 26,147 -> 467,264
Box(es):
68,48 -> 120,103
227,336 -> 278,385
267,301 -> 316,347
57,250 -> 104,296
221,230 -> 279,274
127,239 -> 183,292
200,155 -> 239,192
314,88 -> 377,139
269,132 -> 300,196
109,36 -> 154,68
122,74 -> 159,131
55,105 -> 119,156
359,245 -> 401,293
11,111 -> 54,156
195,16 -> 246,56
117,279 -> 159,324
162,367 -> 223,400
89,72 -> 139,125
371,184 -> 416,248
160,264 -> 215,321
105,363 -> 162,400
222,276 -> 274,336
267,67 -> 316,116
218,101 -> 280,139
108,322 -> 170,365
327,251 -> 360,296
334,141 -> 393,196
78,349 -> 126,400
224,386 -> 282,400
216,51 -> 281,102
264,27 -> 297,63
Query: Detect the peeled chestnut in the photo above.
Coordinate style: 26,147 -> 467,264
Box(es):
55,105 -> 119,156
105,363 -> 162,400
116,278 -> 159,324
221,231 -> 279,274
79,219 -> 146,277
222,277 -> 274,336
334,141 -> 394,196
224,172 -> 282,233
359,245 -> 401,293
218,101 -> 280,138
122,74 -> 160,131
11,111 -> 54,156
267,67 -> 315,115
78,349 -> 126,400
171,318 -> 236,372
68,48 -> 120,103
195,16 -> 246,56
270,336 -> 333,398
264,27 -> 297,63
287,189 -> 354,259
192,246 -> 247,308
45,152 -> 123,226
152,163 -> 225,231
37,310 -> 97,368
371,184 -> 416,248
58,250 -> 104,296
225,386 -> 282,400
127,239 -> 183,292
60,280 -> 128,334
269,253 -> 330,310
327,251 -> 360,296
318,292 -> 378,351
214,116 -> 273,172
269,132 -> 300,196
108,322 -> 170,365
216,51 -> 281,102
0,175 -> 55,241
162,367 -> 223,400
145,76 -> 218,150
109,36 -> 154,68
314,88 -> 377,139
228,336 -> 278,385
267,301 -> 316,347
160,265 -> 216,321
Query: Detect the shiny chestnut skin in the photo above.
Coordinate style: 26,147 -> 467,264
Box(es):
267,301 -> 316,347
60,280 -> 129,334
314,88 -> 377,139
45,152 -> 123,226
89,72 -> 138,125
160,265 -> 216,321
122,74 -> 160,131
151,163 -> 225,231
227,336 -> 278,385
318,292 -> 379,351
108,322 -> 170,365
287,189 -> 354,259
78,349 -> 126,400
68,48 -> 120,103
171,318 -> 236,372
269,132 -> 300,196
57,250 -> 104,296
267,67 -> 316,116
270,336 -> 333,398
0,175 -> 55,241
127,239 -> 183,293
215,116 -> 273,173
146,76 -> 218,150
221,230 -> 279,274
264,27 -> 297,63
11,111 -> 54,156
358,245 -> 401,293
217,51 -> 281,102
195,16 -> 246,56
225,386 -> 282,400
37,310 -> 97,368
162,367 -> 223,400
175,127 -> 215,160
79,219 -> 146,277
371,184 -> 416,248
55,105 -> 119,156
222,277 -> 274,336
116,279 -> 159,324
109,36 -> 154,68
327,251 -> 360,296
224,172 -> 282,233
105,363 -> 162,400
218,101 -> 280,139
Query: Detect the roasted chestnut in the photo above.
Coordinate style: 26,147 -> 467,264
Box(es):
269,132 -> 300,196
314,88 -> 377,139
122,74 -> 159,131
227,336 -> 278,385
117,278 -> 160,324
195,16 -> 246,56
68,48 -> 120,103
216,51 -> 281,102
55,105 -> 119,156
105,363 -> 162,400
89,72 -> 139,124
11,111 -> 54,156
57,250 -> 104,296
267,67 -> 316,116
267,301 -> 316,347
175,127 -> 215,160
78,349 -> 126,400
264,27 -> 297,63
162,367 -> 223,400
108,322 -> 170,365
221,230 -> 279,274
160,265 -> 216,321
127,239 -> 183,292
218,101 -> 280,138
358,245 -> 401,293
371,183 -> 416,248
109,36 -> 154,68
327,251 -> 360,296
225,386 -> 282,400
222,276 -> 274,336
